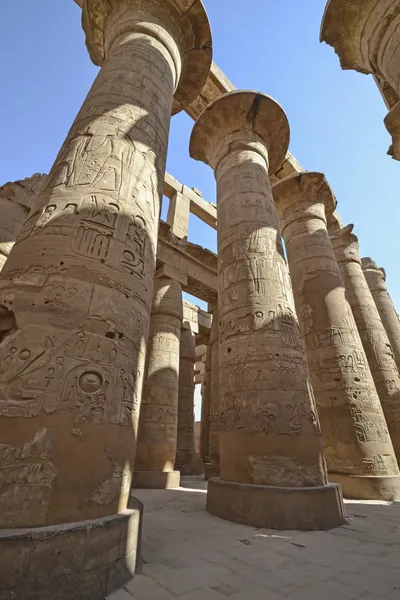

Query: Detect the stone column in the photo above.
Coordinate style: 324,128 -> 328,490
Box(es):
199,335 -> 211,469
331,226 -> 400,461
0,174 -> 46,271
134,271 -> 183,488
362,258 -> 400,373
208,308 -> 220,478
190,91 -> 345,530
273,172 -> 400,501
321,1 -> 400,159
176,324 -> 197,475
0,1 -> 211,597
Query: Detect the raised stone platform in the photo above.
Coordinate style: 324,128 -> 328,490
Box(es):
0,499 -> 143,600
207,478 -> 346,531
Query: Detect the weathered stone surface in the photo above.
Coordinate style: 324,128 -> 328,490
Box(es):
0,174 -> 47,270
331,225 -> 400,461
199,334 -> 211,467
0,0 -> 211,528
0,499 -> 143,600
134,276 -> 182,488
362,257 -> 400,373
273,172 -> 400,500
208,310 -> 220,478
176,326 -> 197,475
321,0 -> 400,160
190,91 -> 345,529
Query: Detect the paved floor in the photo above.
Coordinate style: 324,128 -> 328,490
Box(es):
108,477 -> 400,600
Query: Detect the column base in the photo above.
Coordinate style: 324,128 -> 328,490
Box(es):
0,499 -> 143,600
207,477 -> 346,530
329,473 -> 400,501
177,464 -> 203,476
133,470 -> 181,489
205,463 -> 220,479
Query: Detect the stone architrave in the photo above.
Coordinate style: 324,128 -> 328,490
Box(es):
362,257 -> 400,373
134,275 -> 183,488
208,309 -> 220,478
331,226 -> 400,461
273,172 -> 400,500
176,324 -> 197,475
0,174 -> 47,271
320,1 -> 400,159
190,91 -> 345,530
0,1 -> 212,598
200,335 -> 211,469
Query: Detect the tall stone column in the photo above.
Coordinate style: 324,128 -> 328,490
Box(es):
0,1 -> 211,598
331,226 -> 400,461
362,258 -> 400,373
208,308 -> 220,478
199,335 -> 211,469
273,172 -> 400,500
190,91 -> 345,530
321,1 -> 400,159
134,273 -> 183,488
176,324 -> 197,475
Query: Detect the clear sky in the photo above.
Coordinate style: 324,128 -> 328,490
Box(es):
0,1 -> 398,308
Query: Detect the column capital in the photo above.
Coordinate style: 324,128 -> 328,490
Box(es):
82,0 -> 212,114
361,257 -> 387,291
151,276 -> 183,320
272,171 -> 337,230
320,0 -> 400,91
330,224 -> 361,265
189,90 -> 289,174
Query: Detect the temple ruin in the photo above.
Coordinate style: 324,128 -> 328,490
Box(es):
1,0 -> 400,598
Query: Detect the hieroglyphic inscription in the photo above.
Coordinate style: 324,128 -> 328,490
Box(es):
0,428 -> 57,526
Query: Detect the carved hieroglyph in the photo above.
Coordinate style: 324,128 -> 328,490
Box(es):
208,309 -> 220,478
362,258 -> 400,373
273,172 -> 400,500
200,335 -> 211,466
331,226 -> 400,461
0,174 -> 47,271
190,91 -> 345,530
0,0 -> 211,527
176,325 -> 197,475
134,276 -> 182,488
321,0 -> 400,159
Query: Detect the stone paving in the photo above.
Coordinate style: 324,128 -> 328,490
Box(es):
107,477 -> 400,600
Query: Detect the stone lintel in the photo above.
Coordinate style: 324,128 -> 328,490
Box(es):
157,221 -> 217,303
182,300 -> 212,335
164,172 -> 217,230
166,190 -> 190,239
156,262 -> 188,287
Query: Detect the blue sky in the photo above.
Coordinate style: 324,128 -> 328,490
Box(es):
1,0 -> 398,311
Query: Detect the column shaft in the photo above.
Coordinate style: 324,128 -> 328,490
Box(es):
176,326 -> 197,475
200,338 -> 211,468
190,91 -> 345,530
362,258 -> 400,372
134,276 -> 182,488
273,172 -> 400,501
332,228 -> 400,460
208,310 -> 220,478
0,1 -> 211,596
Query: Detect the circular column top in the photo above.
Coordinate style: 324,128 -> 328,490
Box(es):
362,257 -> 387,280
82,0 -> 212,115
330,224 -> 361,264
272,171 -> 337,219
189,90 -> 290,175
320,0 -> 396,75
